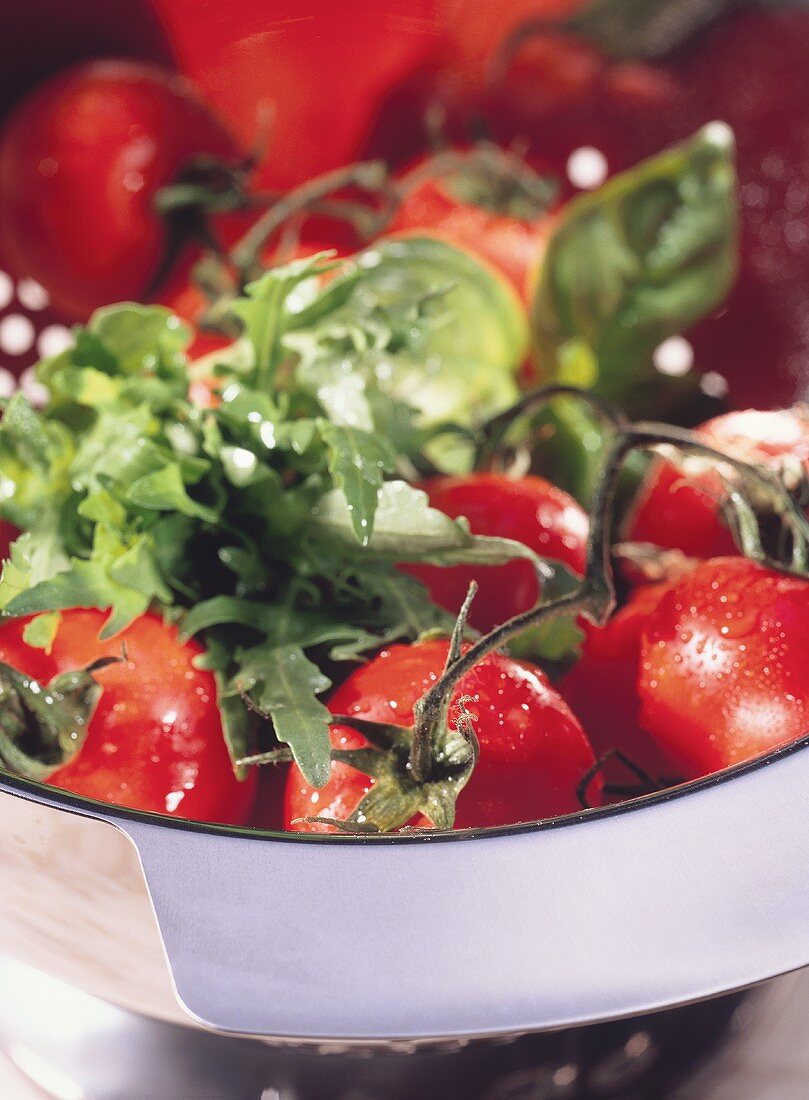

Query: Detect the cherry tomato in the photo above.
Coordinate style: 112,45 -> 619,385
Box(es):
0,521 -> 19,563
388,153 -> 559,299
405,473 -> 588,634
628,408 -> 809,559
284,638 -> 599,832
0,60 -> 237,320
637,558 -> 809,778
150,0 -> 441,191
560,581 -> 683,790
0,610 -> 257,823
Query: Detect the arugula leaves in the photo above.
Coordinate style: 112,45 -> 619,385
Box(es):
0,129 -> 741,790
0,242 -> 531,787
0,658 -> 112,781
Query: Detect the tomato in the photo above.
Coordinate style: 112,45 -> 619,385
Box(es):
560,581 -> 683,790
0,60 -> 237,321
628,408 -> 809,559
284,638 -> 599,832
405,473 -> 588,634
0,610 -> 256,823
0,521 -> 19,563
637,558 -> 809,779
388,152 -> 559,299
150,0 -> 441,191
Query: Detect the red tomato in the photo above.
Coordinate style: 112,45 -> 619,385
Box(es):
0,60 -> 237,320
628,408 -> 809,559
0,610 -> 256,824
389,153 -> 559,299
637,558 -> 809,778
435,0 -> 588,93
560,581 -> 684,790
405,473 -> 588,634
284,638 -> 599,832
150,0 -> 441,191
0,521 -> 19,562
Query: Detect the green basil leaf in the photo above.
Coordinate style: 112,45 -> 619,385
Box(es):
532,123 -> 739,412
358,235 -> 528,374
233,643 -> 332,788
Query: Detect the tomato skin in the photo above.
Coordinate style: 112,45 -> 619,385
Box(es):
628,408 -> 809,559
637,558 -> 809,779
151,0 -> 441,191
0,60 -> 236,320
0,610 -> 256,824
389,158 -> 558,299
405,473 -> 588,634
284,638 -> 599,833
0,521 -> 19,563
560,582 -> 683,789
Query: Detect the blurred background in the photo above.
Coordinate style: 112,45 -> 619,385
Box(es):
1,0 -> 809,417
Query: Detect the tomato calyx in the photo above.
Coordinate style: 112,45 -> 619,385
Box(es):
303,385 -> 809,833
167,159 -> 399,334
612,542 -> 698,586
0,655 -> 118,782
300,585 -> 481,833
398,142 -> 558,222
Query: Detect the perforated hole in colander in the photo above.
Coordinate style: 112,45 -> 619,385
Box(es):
0,262 -> 73,401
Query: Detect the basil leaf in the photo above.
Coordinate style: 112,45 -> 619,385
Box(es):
532,124 -> 739,412
318,421 -> 396,545
233,643 -> 332,788
567,0 -> 733,60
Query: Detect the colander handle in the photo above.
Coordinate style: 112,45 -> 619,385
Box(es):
119,736 -> 809,1040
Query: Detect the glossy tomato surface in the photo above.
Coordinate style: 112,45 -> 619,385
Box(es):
388,155 -> 558,299
406,473 -> 588,633
0,60 -> 236,320
560,581 -> 684,789
284,638 -> 599,832
628,408 -> 809,558
637,558 -> 809,779
0,610 -> 256,824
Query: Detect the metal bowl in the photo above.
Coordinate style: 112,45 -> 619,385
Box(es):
2,2 -> 809,1096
